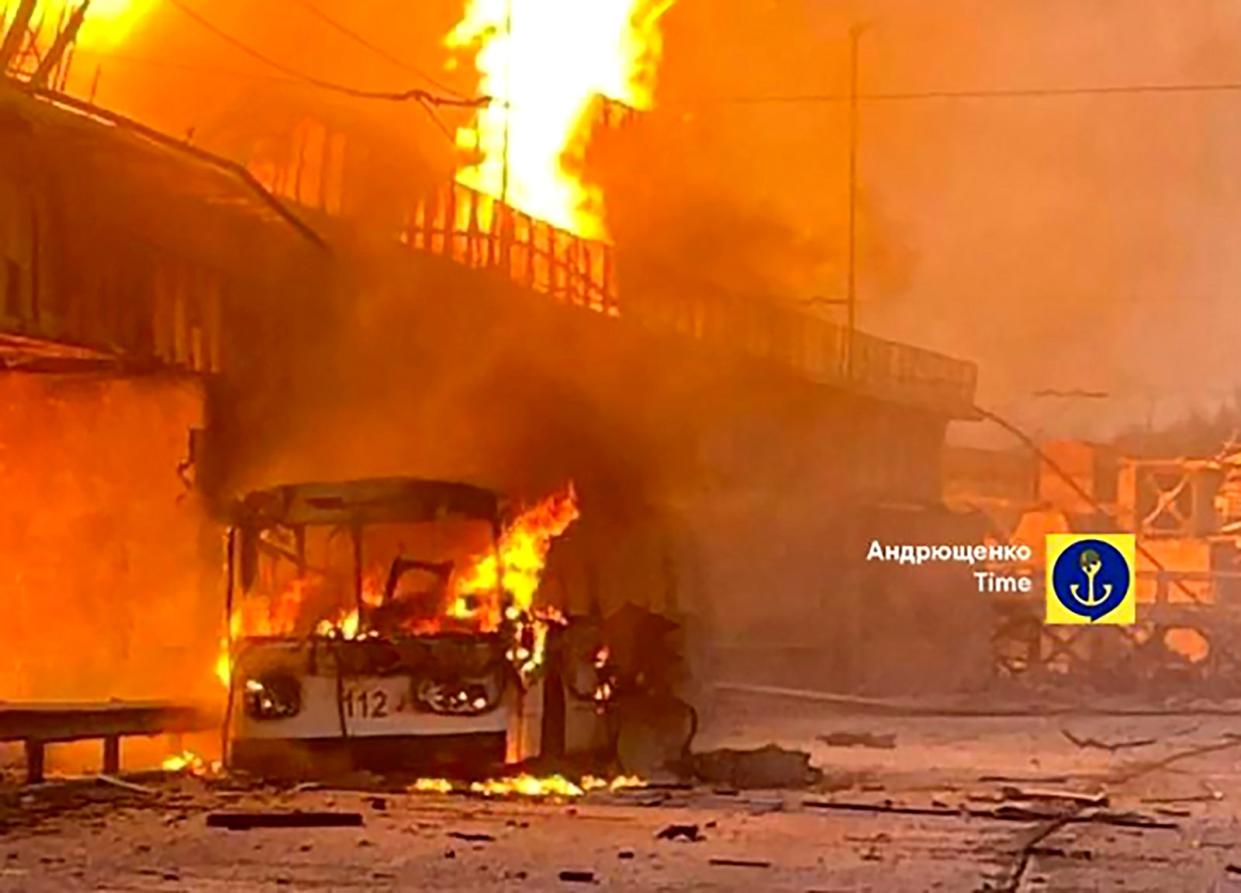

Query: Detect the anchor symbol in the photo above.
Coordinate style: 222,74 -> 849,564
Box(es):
1068,548 -> 1113,608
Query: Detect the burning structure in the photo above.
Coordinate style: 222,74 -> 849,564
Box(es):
6,7 -> 1241,891
225,478 -> 582,775
0,2 -> 979,777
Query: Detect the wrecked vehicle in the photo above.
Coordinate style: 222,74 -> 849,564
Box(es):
221,478 -> 589,776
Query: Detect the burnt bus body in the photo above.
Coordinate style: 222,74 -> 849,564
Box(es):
223,479 -> 550,777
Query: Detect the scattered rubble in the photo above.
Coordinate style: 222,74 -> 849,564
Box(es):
1061,729 -> 1156,752
95,775 -> 156,796
205,811 -> 364,831
708,857 -> 771,869
999,785 -> 1109,807
692,744 -> 820,789
655,823 -> 703,842
818,731 -> 897,749
802,798 -> 1177,829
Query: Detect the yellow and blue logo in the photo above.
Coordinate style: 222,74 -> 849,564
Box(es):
1045,533 -> 1135,625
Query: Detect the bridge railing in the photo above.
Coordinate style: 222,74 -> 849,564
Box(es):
401,183 -> 619,316
400,182 -> 978,416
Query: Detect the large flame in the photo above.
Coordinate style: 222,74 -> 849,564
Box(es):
66,0 -> 152,47
445,0 -> 676,240
2,0 -> 152,61
453,483 -> 580,620
216,484 -> 580,687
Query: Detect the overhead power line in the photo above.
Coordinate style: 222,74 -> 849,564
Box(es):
69,47 -> 305,83
280,0 -> 463,98
668,81 -> 1241,106
165,0 -> 486,108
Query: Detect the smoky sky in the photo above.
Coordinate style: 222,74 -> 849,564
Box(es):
69,0 -> 1241,444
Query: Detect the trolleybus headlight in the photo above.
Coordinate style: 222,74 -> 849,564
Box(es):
242,673 -> 302,720
414,670 -> 504,716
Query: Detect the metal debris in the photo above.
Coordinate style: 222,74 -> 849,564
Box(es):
818,731 -> 897,749
95,774 -> 156,796
205,811 -> 365,830
1061,729 -> 1156,752
999,786 -> 1109,807
693,744 -> 820,789
803,799 -> 1177,829
656,823 -> 703,842
708,857 -> 771,869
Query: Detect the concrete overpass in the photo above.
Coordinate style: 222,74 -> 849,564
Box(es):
0,82 -> 983,695
0,83 -> 325,374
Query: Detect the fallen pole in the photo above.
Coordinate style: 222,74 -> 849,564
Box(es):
206,812 -> 364,831
801,799 -> 1177,830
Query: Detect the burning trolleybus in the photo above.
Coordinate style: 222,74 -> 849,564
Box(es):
222,478 -> 575,776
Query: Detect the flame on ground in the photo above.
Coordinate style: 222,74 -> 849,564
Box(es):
411,773 -> 645,799
445,0 -> 677,240
161,750 -> 222,777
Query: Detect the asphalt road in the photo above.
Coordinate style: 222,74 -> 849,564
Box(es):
3,693 -> 1241,891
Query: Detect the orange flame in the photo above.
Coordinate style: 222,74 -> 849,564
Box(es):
161,750 -> 221,777
445,0 -> 677,239
454,483 -> 580,620
411,773 -> 644,799
216,485 -> 579,687
3,1 -> 152,61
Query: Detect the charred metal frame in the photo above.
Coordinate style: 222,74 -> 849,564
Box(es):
223,478 -> 511,765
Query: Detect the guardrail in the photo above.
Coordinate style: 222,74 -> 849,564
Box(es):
0,701 -> 213,783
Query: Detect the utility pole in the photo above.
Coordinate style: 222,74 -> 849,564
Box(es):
501,0 -> 513,210
498,0 -> 514,271
846,23 -> 869,382
31,0 -> 92,89
0,0 -> 37,75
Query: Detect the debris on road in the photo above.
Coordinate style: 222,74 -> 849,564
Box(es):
1141,792 -> 1223,804
803,799 -> 1177,829
708,857 -> 772,869
1061,729 -> 1156,752
692,744 -> 821,789
656,823 -> 703,842
95,775 -> 156,796
205,811 -> 365,831
558,869 -> 596,883
447,830 -> 496,843
818,731 -> 897,749
1028,846 -> 1092,861
979,774 -> 1070,784
1003,814 -> 1078,893
999,786 -> 1109,807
